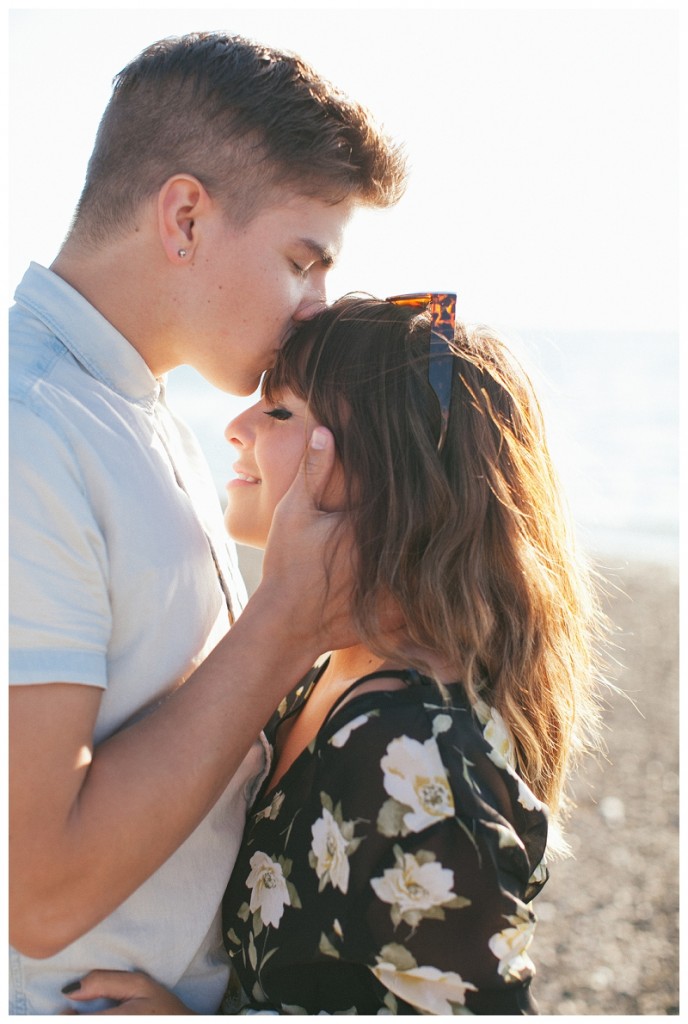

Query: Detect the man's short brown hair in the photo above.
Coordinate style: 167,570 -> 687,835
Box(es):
73,32 -> 407,243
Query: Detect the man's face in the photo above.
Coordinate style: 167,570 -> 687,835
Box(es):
179,194 -> 354,395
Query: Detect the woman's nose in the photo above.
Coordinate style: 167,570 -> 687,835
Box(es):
225,402 -> 261,447
225,425 -> 242,447
225,418 -> 246,448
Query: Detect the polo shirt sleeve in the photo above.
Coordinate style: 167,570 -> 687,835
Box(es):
9,400 -> 111,687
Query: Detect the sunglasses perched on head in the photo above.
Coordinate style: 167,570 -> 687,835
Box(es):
386,292 -> 457,453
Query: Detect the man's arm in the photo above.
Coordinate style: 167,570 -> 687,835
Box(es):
9,428 -> 352,958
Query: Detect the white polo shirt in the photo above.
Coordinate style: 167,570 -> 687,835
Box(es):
9,263 -> 268,1014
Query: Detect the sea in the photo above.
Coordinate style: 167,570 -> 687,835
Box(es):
167,328 -> 680,572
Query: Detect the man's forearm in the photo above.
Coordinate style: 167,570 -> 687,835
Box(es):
10,583 -> 320,958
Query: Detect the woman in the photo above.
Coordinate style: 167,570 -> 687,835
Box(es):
64,294 -> 606,1015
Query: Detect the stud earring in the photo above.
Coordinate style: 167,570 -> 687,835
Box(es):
178,248 -> 188,258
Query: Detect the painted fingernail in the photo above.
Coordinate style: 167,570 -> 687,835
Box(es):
62,981 -> 81,994
310,428 -> 328,450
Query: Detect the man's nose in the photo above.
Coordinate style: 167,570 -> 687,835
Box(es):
293,273 -> 328,322
293,298 -> 327,322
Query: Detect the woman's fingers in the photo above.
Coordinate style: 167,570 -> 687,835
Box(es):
62,969 -> 150,1002
299,426 -> 337,508
61,970 -> 193,1014
263,426 -> 358,651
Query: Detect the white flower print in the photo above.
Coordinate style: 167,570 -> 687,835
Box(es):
329,713 -> 369,748
255,789 -> 285,822
529,859 -> 549,888
475,700 -> 546,815
371,962 -> 478,1015
381,735 -> 455,833
515,776 -> 545,812
472,698 -> 491,727
371,851 -> 458,927
479,703 -> 517,771
246,852 -> 291,929
488,904 -> 537,981
488,820 -> 525,851
310,808 -> 351,894
431,713 -> 452,737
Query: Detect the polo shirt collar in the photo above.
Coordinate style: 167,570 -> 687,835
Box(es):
14,263 -> 162,406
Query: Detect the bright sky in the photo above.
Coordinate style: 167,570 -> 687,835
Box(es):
7,4 -> 680,332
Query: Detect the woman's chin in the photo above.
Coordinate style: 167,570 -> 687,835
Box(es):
223,512 -> 267,550
238,538 -> 267,552
225,528 -> 267,551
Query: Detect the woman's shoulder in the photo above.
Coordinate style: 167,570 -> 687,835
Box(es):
313,677 -> 492,816
314,678 -> 548,871
315,671 -> 455,748
317,672 -> 474,746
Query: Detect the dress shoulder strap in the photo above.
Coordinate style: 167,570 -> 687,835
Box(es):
321,668 -> 431,731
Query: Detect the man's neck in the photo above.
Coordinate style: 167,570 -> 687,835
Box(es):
50,231 -> 177,377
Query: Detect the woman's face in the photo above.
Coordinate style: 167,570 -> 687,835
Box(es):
224,389 -> 341,548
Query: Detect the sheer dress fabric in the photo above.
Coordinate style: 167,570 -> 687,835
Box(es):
222,668 -> 549,1015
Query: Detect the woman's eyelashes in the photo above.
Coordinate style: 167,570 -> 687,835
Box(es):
264,407 -> 293,421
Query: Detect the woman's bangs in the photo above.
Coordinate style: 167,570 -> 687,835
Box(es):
262,333 -> 314,404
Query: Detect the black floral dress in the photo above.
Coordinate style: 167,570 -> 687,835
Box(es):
222,667 -> 549,1015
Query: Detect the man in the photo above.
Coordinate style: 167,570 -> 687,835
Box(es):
9,32 -> 406,1014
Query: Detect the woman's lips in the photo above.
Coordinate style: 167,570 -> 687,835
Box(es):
227,465 -> 261,489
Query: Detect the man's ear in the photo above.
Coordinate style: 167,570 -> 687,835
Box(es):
157,175 -> 210,264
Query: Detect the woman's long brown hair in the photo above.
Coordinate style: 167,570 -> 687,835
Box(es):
264,296 -> 608,830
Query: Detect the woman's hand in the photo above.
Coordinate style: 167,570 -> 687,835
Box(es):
260,427 -> 358,655
61,970 -> 195,1015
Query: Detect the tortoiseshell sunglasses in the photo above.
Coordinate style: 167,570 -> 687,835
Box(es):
386,292 -> 457,453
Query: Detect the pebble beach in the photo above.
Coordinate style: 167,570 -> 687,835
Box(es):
530,558 -> 680,1015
